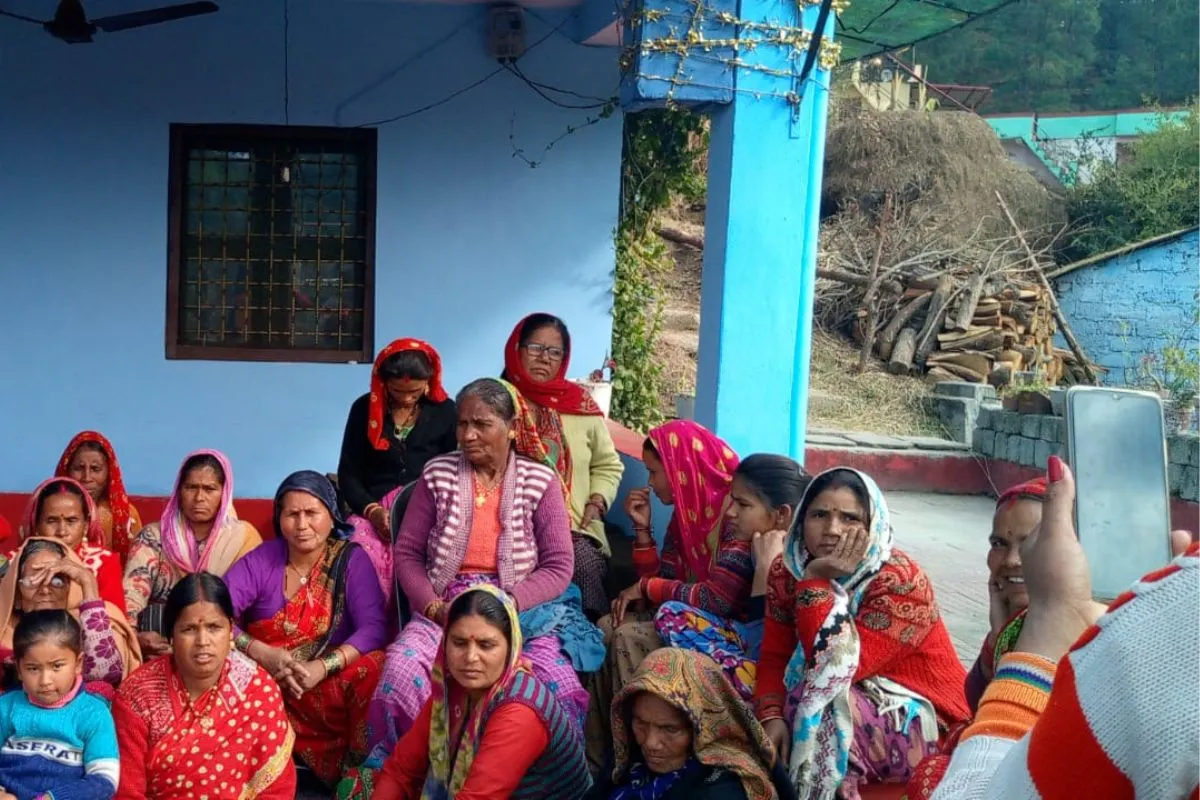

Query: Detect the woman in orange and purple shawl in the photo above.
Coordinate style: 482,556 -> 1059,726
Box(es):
55,430 -> 144,563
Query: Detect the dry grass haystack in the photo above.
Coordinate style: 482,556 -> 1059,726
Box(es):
822,104 -> 1066,243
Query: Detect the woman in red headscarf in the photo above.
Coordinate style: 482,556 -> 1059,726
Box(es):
55,431 -> 144,563
338,338 -> 458,603
501,313 -> 624,620
17,476 -> 128,613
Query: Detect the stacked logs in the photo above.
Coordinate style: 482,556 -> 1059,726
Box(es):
867,277 -> 1093,388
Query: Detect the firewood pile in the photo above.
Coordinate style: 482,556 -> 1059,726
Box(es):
813,192 -> 1100,389
863,277 -> 1093,387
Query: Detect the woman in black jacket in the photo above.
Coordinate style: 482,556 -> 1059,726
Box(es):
588,648 -> 794,800
338,338 -> 457,605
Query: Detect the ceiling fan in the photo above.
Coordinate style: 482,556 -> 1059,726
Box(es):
0,0 -> 218,44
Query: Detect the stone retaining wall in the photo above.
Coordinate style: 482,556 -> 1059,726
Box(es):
930,381 -> 1200,502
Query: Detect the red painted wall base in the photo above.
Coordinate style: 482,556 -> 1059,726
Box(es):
2,444 -> 1195,552
0,496 -> 278,555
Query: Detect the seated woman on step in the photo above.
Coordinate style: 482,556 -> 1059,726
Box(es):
113,573 -> 297,799
964,477 -> 1046,711
342,586 -> 591,799
653,454 -> 809,696
588,648 -> 793,800
0,538 -> 141,691
123,450 -> 262,659
904,477 -> 1048,800
501,313 -> 625,620
224,470 -> 388,788
586,420 -> 753,771
754,467 -> 970,799
367,378 -> 598,763
55,430 -> 144,563
17,476 -> 127,613
339,338 -> 457,604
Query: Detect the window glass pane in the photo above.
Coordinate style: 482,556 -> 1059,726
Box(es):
173,128 -> 372,357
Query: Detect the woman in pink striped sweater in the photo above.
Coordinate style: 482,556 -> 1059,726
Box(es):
364,378 -> 595,768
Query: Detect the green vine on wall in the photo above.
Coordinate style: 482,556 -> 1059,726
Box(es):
610,107 -> 708,432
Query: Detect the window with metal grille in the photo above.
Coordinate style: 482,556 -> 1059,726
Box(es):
166,123 -> 377,363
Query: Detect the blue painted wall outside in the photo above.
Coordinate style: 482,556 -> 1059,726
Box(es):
0,0 -> 621,496
1055,230 -> 1199,382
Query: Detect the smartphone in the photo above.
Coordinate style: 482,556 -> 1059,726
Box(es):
1065,386 -> 1173,602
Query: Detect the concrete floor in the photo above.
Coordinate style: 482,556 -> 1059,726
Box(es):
295,491 -> 997,797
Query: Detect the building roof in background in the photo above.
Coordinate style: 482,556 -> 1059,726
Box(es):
1048,227 -> 1200,279
986,109 -> 1190,141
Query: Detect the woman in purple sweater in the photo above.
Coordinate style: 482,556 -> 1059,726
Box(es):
365,378 -> 594,764
222,470 -> 388,788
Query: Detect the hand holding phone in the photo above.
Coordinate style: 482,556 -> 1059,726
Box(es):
1065,387 -> 1173,602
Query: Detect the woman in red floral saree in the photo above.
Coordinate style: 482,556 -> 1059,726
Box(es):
114,572 -> 296,799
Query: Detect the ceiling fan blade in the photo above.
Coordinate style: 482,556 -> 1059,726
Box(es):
92,1 -> 217,33
0,8 -> 49,25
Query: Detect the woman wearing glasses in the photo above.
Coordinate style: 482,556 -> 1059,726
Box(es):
502,313 -> 625,619
0,537 -> 141,691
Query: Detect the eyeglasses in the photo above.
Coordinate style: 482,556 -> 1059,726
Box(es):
524,343 -> 565,362
18,575 -> 68,589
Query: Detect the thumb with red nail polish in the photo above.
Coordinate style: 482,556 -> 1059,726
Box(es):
1048,454 -> 1065,483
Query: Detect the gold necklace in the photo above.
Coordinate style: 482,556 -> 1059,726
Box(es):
473,470 -> 501,508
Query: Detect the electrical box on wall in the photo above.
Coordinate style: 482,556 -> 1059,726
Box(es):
487,5 -> 526,62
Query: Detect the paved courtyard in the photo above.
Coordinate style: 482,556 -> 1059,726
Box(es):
887,491 -> 995,662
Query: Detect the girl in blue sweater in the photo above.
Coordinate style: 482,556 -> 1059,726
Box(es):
0,610 -> 118,800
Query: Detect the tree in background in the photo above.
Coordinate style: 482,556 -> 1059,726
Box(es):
1062,105 -> 1199,261
1089,0 -> 1199,110
918,0 -> 1100,112
918,0 -> 1197,113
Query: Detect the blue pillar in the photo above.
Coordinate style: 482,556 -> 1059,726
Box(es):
693,1 -> 833,463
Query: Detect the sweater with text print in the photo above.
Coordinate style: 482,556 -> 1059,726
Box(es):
0,685 -> 118,800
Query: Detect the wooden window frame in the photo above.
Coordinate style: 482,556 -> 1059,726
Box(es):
165,123 -> 378,363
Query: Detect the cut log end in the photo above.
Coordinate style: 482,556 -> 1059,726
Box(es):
888,328 -> 918,375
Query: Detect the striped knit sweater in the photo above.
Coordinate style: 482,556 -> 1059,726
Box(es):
496,671 -> 593,799
930,543 -> 1199,800
394,451 -> 574,614
635,524 -> 755,620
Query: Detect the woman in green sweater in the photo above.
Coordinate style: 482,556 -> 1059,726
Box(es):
502,313 -> 625,619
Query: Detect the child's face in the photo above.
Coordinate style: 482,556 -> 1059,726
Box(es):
19,640 -> 82,705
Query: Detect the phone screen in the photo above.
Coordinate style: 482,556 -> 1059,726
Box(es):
1067,387 -> 1172,602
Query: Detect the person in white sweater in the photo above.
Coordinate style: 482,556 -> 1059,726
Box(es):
928,455 -> 1198,800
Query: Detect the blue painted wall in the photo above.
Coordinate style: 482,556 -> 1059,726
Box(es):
1055,230 -> 1199,382
0,0 -> 621,497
